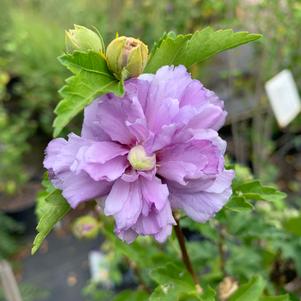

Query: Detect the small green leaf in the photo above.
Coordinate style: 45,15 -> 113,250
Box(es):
150,284 -> 178,301
53,51 -> 124,137
150,263 -> 194,286
150,284 -> 201,301
236,180 -> 286,202
149,263 -> 201,301
231,179 -> 286,206
226,196 -> 254,212
113,290 -> 149,301
283,215 -> 301,236
259,295 -> 291,301
145,27 -> 261,73
229,276 -> 265,301
32,189 -> 70,255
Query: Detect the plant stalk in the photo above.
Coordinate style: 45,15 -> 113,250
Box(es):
218,224 -> 227,277
174,215 -> 203,293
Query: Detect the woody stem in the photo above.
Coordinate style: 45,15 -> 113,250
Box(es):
174,215 -> 203,293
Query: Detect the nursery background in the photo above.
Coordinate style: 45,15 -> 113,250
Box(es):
1,0 -> 301,300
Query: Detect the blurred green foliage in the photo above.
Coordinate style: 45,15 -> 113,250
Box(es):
1,0 -> 301,299
1,0 -> 301,194
79,164 -> 299,300
0,107 -> 34,195
0,213 -> 23,259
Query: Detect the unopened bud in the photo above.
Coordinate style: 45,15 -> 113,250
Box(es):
65,25 -> 104,53
106,36 -> 148,80
72,215 -> 100,239
0,72 -> 9,87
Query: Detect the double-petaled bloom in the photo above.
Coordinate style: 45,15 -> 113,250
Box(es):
44,65 -> 234,243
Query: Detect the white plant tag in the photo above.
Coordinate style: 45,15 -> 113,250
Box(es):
89,251 -> 112,287
265,69 -> 301,127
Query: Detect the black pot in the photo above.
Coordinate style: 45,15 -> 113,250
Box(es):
4,204 -> 37,236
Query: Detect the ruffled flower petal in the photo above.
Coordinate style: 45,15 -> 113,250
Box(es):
44,134 -> 111,208
44,64 -> 234,243
81,99 -> 111,141
157,139 -> 221,184
133,202 -> 175,240
105,179 -> 143,230
52,170 -> 111,208
140,176 -> 169,211
75,141 -> 129,181
170,170 -> 235,222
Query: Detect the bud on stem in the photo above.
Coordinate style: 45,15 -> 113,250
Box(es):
65,25 -> 104,53
72,215 -> 100,239
106,36 -> 148,80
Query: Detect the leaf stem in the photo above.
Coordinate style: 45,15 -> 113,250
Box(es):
218,224 -> 227,277
174,215 -> 203,293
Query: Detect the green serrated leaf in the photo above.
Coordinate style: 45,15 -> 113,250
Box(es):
35,173 -> 56,221
229,276 -> 265,301
150,263 -> 194,286
149,263 -> 200,301
32,190 -> 70,255
148,31 -> 174,58
58,50 -> 110,75
145,34 -> 191,73
145,27 -> 261,73
226,196 -> 254,212
176,28 -> 262,67
236,180 -> 286,202
53,51 -> 124,137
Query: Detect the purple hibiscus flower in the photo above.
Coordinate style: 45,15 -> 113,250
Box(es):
44,65 -> 234,243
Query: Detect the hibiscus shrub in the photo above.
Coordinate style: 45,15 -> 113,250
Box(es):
32,26 -> 297,300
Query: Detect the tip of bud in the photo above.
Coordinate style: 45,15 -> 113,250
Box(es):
65,24 -> 104,53
106,36 -> 148,80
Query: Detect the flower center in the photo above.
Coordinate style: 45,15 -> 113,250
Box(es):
127,145 -> 156,171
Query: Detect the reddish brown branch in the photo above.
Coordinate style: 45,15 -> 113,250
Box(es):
174,215 -> 203,293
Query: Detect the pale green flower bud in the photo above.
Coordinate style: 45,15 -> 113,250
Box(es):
65,25 -> 104,53
72,215 -> 100,239
0,72 -> 9,87
128,145 -> 156,171
106,36 -> 148,80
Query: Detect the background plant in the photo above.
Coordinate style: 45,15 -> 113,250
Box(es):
1,0 -> 301,300
1,0 -> 301,194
